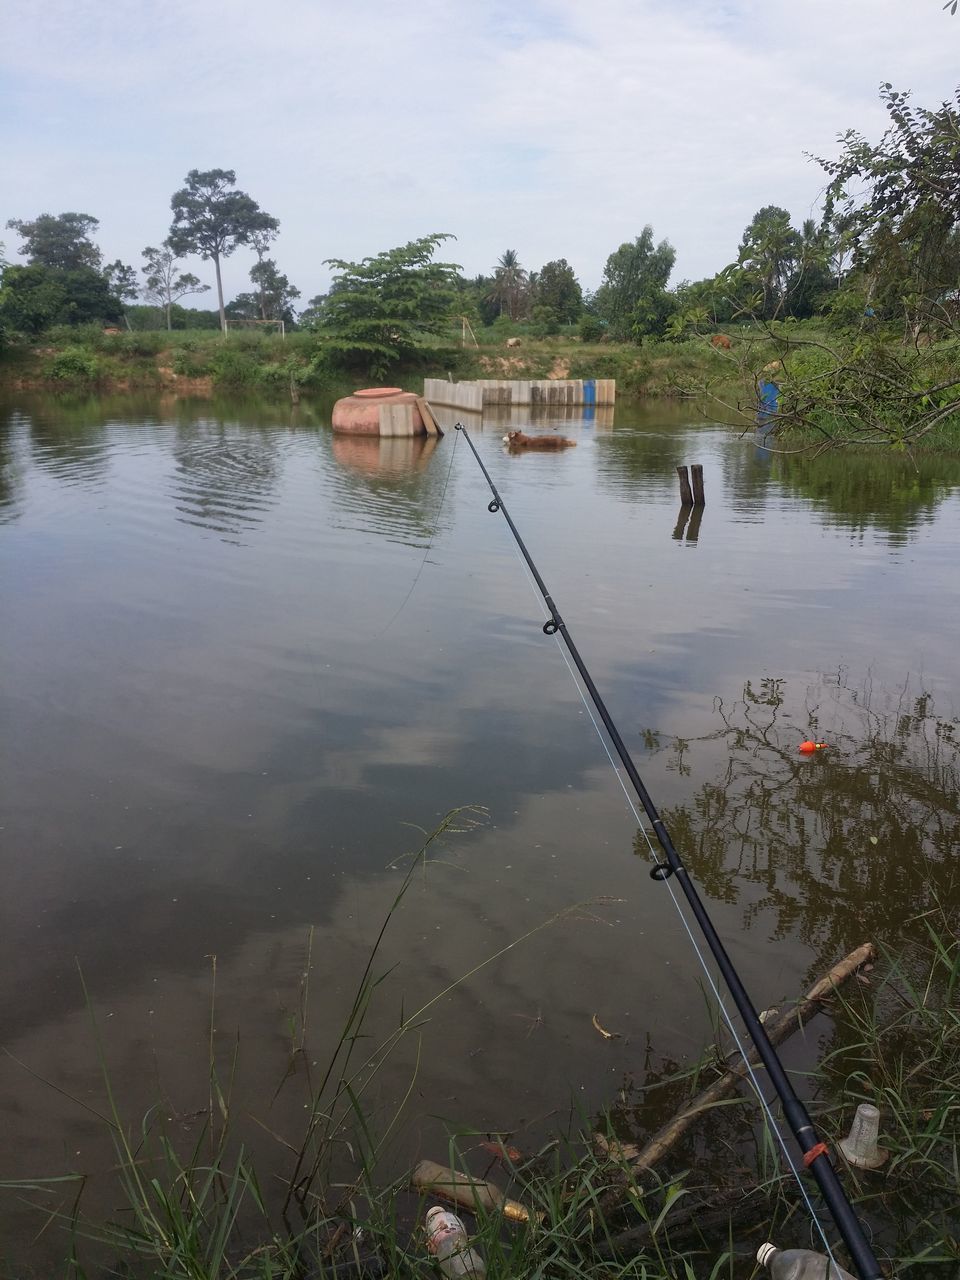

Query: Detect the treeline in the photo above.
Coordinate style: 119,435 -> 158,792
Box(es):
0,169 -> 298,337
0,199 -> 845,345
2,82 -> 960,375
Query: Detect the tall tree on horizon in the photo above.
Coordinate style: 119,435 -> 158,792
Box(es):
595,227 -> 676,340
141,243 -> 211,330
737,206 -> 801,319
6,212 -> 103,272
168,169 -> 278,333
487,249 -> 528,320
534,258 -> 583,324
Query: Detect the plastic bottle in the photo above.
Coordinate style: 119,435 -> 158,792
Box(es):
424,1206 -> 486,1280
757,1242 -> 857,1280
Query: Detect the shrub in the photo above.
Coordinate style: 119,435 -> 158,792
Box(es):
211,348 -> 258,388
49,346 -> 99,382
578,314 -> 605,342
116,331 -> 168,357
170,349 -> 213,377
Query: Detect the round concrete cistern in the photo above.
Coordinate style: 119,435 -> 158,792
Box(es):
331,387 -> 426,435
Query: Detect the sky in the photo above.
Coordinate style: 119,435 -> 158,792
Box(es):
2,0 -> 958,308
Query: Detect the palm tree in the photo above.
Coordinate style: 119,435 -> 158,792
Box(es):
486,249 -> 528,320
738,208 -> 801,319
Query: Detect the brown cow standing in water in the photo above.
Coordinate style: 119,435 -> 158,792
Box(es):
503,430 -> 577,450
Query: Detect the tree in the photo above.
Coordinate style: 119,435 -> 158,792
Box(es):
248,257 -> 300,323
0,264 -> 122,334
817,83 -> 960,341
317,233 -> 461,376
248,226 -> 277,320
784,219 -> 836,319
737,207 -> 801,319
99,260 -> 139,331
168,169 -> 278,333
5,212 -> 103,271
594,228 -> 676,340
223,292 -> 262,322
534,259 -> 583,324
486,250 -> 528,321
104,260 -> 139,304
141,244 -> 210,330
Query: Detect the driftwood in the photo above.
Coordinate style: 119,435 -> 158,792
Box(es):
594,943 -> 875,1223
626,941 -> 875,1174
411,1159 -> 533,1223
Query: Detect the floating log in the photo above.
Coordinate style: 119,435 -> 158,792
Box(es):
411,1159 -> 533,1223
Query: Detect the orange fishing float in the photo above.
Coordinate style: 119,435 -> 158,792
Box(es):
798,740 -> 828,754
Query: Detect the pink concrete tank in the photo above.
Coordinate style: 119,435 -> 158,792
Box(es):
331,387 -> 426,435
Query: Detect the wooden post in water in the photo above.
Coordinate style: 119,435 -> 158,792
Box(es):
677,465 -> 693,507
691,464 -> 705,506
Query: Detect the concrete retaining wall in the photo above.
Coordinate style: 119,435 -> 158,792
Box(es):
424,377 -> 616,408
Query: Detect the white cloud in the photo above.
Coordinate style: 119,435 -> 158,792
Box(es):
2,0 -> 957,303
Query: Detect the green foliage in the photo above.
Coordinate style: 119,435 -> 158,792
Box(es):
530,303 -> 561,336
818,83 -> 960,343
5,212 -> 103,271
316,233 -> 462,377
142,244 -> 210,330
486,248 -> 528,321
210,346 -> 259,387
578,313 -> 606,342
247,256 -> 300,322
737,206 -> 801,319
533,258 -> 583,323
168,169 -> 278,330
0,264 -> 123,334
49,345 -> 99,381
103,259 -> 139,304
170,347 -> 209,376
594,227 -> 676,341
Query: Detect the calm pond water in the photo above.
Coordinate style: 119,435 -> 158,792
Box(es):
1,391 -> 959,1265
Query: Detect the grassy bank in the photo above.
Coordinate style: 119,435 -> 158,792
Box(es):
0,327 -> 335,397
3,813 -> 957,1279
0,325 -> 741,401
4,322 -> 960,450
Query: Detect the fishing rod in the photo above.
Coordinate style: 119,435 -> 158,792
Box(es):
454,424 -> 883,1280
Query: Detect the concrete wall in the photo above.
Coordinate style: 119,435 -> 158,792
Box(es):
424,377 -> 616,408
423,379 -> 484,412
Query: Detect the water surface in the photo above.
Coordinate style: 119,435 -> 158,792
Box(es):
1,392 -> 958,1264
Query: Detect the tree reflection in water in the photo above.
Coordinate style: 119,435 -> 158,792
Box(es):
638,675 -> 959,968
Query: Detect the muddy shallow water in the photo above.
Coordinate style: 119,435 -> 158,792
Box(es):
1,392 -> 958,1266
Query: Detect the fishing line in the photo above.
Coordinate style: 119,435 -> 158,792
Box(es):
455,422 -> 881,1280
374,426 -> 461,637
505,523 -> 842,1265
